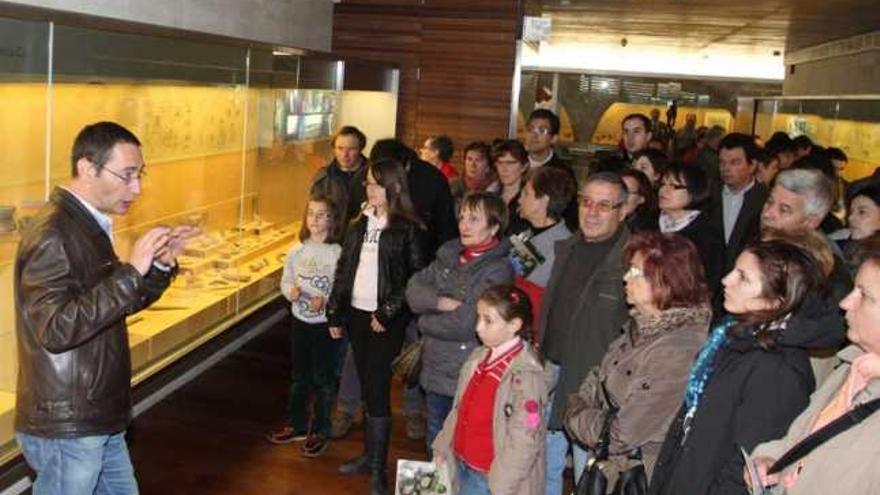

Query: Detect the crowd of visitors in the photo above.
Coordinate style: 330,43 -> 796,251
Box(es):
18,109 -> 874,495
259,110 -> 880,495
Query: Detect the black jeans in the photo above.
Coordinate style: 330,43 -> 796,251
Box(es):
287,318 -> 337,437
347,308 -> 405,417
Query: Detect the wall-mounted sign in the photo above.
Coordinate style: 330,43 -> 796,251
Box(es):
523,16 -> 552,42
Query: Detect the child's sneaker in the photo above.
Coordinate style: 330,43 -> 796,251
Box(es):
301,433 -> 329,457
266,426 -> 308,445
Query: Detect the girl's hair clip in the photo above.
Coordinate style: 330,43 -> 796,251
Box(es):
509,290 -> 520,303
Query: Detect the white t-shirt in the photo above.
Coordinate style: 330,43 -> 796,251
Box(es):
280,239 -> 342,324
351,211 -> 387,312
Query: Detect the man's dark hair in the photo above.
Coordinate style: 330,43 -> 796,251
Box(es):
826,147 -> 848,162
331,125 -> 367,150
584,171 -> 629,205
719,132 -> 760,162
370,138 -> 419,165
71,121 -> 141,177
767,131 -> 790,145
765,133 -> 794,153
622,113 -> 652,132
527,109 -> 561,136
793,153 -> 836,181
766,140 -> 795,157
592,154 -> 629,174
430,135 -> 454,162
793,135 -> 814,151
754,147 -> 773,166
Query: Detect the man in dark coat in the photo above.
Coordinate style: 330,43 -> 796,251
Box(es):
14,122 -> 189,494
708,132 -> 769,274
310,126 -> 369,226
540,172 -> 631,495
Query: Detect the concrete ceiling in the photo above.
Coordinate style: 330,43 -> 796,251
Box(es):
536,0 -> 880,57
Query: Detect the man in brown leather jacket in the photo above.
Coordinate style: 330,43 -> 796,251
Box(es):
14,122 -> 194,495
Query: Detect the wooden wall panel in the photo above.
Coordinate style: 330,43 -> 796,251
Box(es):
333,1 -> 520,163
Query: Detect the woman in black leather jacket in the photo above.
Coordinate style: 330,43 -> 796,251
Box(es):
327,158 -> 428,495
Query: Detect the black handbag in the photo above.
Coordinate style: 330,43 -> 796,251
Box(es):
575,382 -> 648,495
612,449 -> 648,495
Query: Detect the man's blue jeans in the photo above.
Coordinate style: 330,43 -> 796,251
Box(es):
16,431 -> 138,495
545,429 -> 589,495
544,362 -> 589,495
425,391 -> 454,459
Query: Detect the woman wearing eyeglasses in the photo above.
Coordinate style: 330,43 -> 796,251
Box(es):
488,140 -> 530,235
657,163 -> 725,313
564,231 -> 711,487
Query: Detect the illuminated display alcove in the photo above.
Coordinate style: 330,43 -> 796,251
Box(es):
0,13 -> 398,465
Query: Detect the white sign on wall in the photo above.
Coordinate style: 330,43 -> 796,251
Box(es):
523,16 -> 552,42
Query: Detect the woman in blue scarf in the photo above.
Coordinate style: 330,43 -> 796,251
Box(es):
649,237 -> 846,495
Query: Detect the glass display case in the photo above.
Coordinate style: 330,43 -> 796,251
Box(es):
0,12 -> 398,465
743,96 -> 880,181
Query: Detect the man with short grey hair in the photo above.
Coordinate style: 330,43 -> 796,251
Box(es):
762,168 -> 833,232
540,172 -> 631,494
761,168 -> 851,301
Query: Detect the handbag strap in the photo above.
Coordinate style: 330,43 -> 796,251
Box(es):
768,397 -> 880,474
595,381 -> 619,460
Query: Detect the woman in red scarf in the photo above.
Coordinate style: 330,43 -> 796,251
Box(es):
406,192 -> 515,458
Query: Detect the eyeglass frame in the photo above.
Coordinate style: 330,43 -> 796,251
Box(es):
659,180 -> 689,191
526,125 -> 553,136
102,166 -> 146,185
578,195 -> 624,213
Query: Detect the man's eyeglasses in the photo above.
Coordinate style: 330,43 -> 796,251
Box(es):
526,126 -> 552,136
659,181 -> 688,190
578,196 -> 623,213
104,167 -> 146,185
